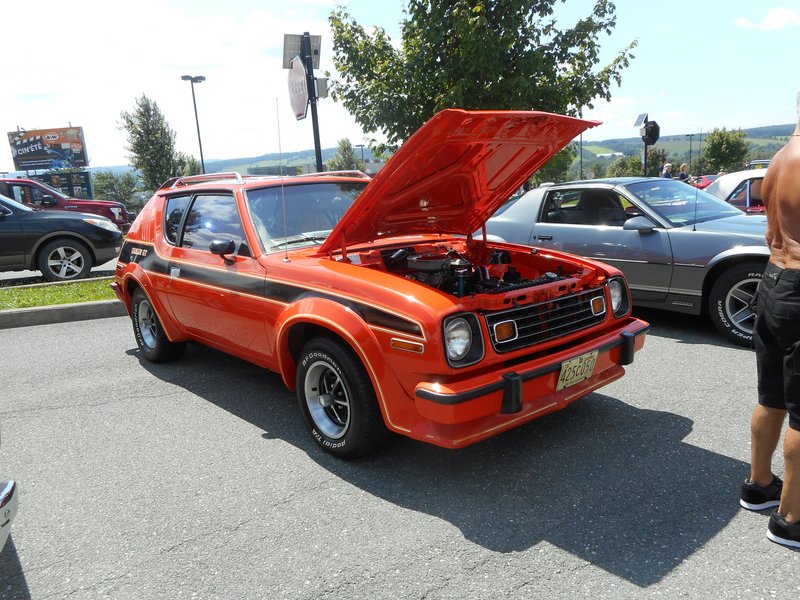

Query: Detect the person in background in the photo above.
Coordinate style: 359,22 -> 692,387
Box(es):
661,163 -> 674,178
678,163 -> 690,182
741,87 -> 800,548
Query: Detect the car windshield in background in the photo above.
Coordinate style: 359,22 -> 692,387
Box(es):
245,182 -> 367,252
624,179 -> 741,226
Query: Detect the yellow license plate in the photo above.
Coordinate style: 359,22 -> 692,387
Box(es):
556,351 -> 598,391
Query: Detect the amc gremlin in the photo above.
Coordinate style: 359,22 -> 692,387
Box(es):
113,110 -> 648,458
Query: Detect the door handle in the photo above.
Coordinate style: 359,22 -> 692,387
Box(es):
535,235 -> 553,241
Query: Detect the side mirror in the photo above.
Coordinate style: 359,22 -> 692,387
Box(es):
209,239 -> 236,265
41,195 -> 58,207
623,215 -> 656,234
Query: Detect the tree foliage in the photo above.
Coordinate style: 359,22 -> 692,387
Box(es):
606,154 -> 643,177
92,171 -> 139,206
702,128 -> 751,173
646,147 -> 668,177
326,139 -> 365,172
329,0 -> 636,150
119,95 -> 189,191
531,146 -> 576,186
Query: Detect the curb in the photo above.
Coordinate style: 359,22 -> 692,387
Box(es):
0,300 -> 128,330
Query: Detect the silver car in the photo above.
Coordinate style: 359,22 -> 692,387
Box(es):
704,169 -> 766,214
486,178 -> 768,346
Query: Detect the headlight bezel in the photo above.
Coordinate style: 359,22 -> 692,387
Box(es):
442,313 -> 484,368
83,217 -> 121,233
608,277 -> 631,317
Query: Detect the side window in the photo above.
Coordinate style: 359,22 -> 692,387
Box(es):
728,181 -> 748,209
164,195 -> 191,245
542,190 -> 581,223
7,184 -> 36,204
181,194 -> 247,252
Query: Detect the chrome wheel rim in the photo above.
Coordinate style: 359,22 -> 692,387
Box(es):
136,299 -> 158,349
304,361 -> 350,439
724,276 -> 760,335
46,246 -> 84,279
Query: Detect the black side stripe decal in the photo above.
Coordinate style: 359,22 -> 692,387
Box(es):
120,241 -> 423,337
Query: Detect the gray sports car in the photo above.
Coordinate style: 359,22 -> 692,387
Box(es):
485,178 -> 768,346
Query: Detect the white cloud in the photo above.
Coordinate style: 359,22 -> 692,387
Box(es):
735,7 -> 800,30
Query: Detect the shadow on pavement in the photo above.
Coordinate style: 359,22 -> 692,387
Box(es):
0,537 -> 31,600
632,307 -> 743,350
132,343 -> 747,588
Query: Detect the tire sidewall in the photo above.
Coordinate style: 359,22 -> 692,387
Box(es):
38,239 -> 91,281
297,341 -> 364,456
710,264 -> 763,346
132,290 -> 157,360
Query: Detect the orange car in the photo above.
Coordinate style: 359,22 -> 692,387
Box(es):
113,109 -> 648,458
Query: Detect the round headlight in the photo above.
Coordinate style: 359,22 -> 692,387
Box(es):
444,317 -> 472,361
609,279 -> 624,313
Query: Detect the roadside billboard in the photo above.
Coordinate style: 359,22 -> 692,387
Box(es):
7,127 -> 88,171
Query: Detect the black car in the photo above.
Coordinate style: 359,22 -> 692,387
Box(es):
0,193 -> 123,281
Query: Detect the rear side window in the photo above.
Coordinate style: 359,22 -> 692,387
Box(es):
181,194 -> 247,250
164,195 -> 191,245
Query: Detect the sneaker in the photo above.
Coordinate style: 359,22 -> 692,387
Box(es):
740,475 -> 783,511
767,511 -> 800,548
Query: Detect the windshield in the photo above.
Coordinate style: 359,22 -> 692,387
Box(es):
245,181 -> 367,252
0,193 -> 34,212
624,179 -> 741,226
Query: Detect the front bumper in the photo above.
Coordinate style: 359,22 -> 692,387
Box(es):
0,480 -> 19,552
411,319 -> 649,448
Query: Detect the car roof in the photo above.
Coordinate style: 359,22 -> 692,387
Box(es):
157,170 -> 372,193
705,169 -> 765,198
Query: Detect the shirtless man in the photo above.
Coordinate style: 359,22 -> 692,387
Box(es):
740,91 -> 800,548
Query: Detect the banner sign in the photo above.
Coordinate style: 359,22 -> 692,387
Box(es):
7,126 -> 88,171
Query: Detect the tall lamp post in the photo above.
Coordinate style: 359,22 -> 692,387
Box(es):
686,133 -> 694,176
181,75 -> 206,174
355,144 -> 365,167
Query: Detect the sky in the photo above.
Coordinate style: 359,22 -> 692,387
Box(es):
2,0 -> 799,174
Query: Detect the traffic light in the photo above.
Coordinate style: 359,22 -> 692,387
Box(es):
640,121 -> 660,146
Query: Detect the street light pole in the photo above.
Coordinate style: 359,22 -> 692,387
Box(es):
356,144 -> 365,166
181,75 -> 206,174
686,133 -> 694,176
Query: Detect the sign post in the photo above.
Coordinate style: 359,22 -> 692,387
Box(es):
284,32 -> 323,172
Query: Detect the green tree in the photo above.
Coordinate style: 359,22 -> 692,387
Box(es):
531,146 -> 576,186
119,95 -> 183,191
176,152 -> 202,177
329,0 -> 636,150
326,139 -> 365,171
646,147 -> 668,177
702,128 -> 750,173
92,171 -> 139,207
606,154 -> 643,177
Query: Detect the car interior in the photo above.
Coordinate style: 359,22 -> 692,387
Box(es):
543,189 -> 629,226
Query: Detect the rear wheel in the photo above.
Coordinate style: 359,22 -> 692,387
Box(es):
708,261 -> 765,347
131,289 -> 186,362
37,239 -> 91,281
296,337 -> 388,459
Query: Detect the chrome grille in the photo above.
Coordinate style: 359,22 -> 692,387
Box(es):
485,288 -> 606,353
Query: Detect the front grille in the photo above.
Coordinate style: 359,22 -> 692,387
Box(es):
485,287 -> 606,353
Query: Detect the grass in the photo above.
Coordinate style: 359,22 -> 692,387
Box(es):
0,278 -> 117,310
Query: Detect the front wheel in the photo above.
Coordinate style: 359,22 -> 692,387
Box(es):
708,261 -> 765,347
296,337 -> 388,459
131,289 -> 186,362
37,239 -> 91,281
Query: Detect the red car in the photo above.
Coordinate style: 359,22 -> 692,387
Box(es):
691,174 -> 719,189
113,110 -> 648,458
0,178 -> 132,231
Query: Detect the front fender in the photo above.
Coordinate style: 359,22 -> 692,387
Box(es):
275,297 -> 410,434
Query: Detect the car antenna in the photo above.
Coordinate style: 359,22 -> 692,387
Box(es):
276,99 -> 290,263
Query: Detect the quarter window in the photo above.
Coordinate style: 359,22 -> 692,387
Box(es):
164,195 -> 191,245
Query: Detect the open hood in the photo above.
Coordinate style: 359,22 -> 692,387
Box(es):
319,109 -> 599,255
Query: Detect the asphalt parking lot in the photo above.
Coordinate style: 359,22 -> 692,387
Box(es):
1,309 -> 798,599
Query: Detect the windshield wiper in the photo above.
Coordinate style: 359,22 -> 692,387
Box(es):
268,233 -> 329,250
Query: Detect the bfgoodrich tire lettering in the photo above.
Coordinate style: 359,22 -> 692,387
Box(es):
708,261 -> 765,347
131,288 -> 186,363
296,337 -> 388,459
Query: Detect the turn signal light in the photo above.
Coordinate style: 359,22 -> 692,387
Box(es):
591,296 -> 606,316
494,321 -> 517,342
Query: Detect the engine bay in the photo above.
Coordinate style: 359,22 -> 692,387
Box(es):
349,240 -> 598,300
